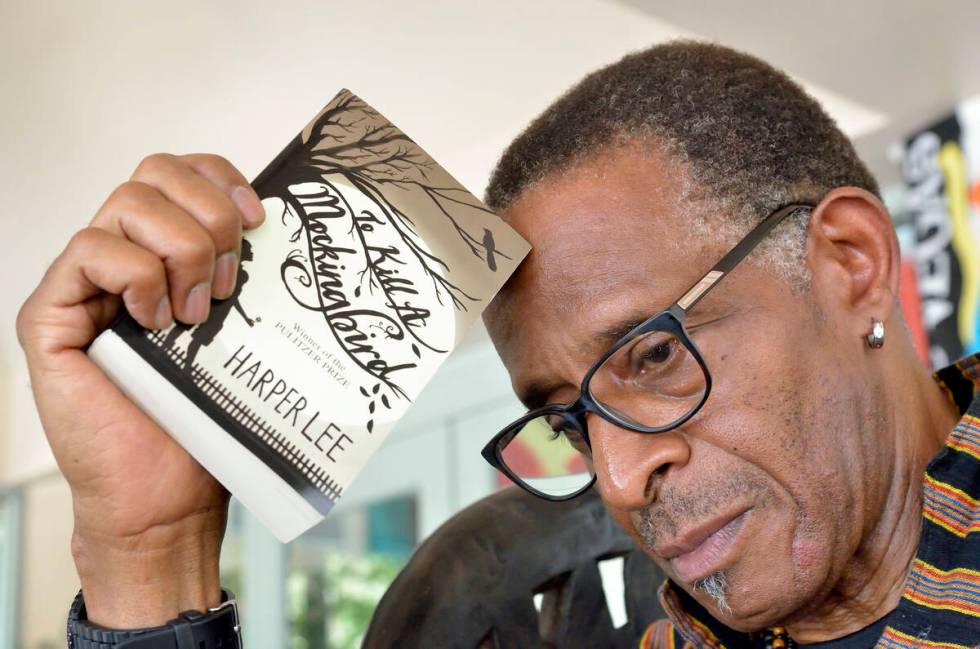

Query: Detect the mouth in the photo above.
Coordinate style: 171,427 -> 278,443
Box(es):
658,507 -> 751,584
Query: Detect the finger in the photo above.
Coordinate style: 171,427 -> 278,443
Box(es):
129,154 -> 262,299
38,227 -> 171,332
91,181 -> 217,323
179,153 -> 265,229
131,152 -> 242,246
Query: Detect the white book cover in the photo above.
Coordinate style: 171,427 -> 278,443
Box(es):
88,89 -> 530,542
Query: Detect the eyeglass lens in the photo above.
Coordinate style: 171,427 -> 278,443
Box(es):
496,329 -> 707,498
498,414 -> 594,498
588,329 -> 707,429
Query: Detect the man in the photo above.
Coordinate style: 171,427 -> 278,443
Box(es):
15,41 -> 980,647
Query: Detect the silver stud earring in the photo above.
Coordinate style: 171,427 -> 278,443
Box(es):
866,318 -> 885,349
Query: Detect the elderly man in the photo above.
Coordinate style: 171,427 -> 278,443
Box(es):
16,41 -> 980,647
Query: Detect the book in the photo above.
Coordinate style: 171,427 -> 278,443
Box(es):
87,90 -> 530,542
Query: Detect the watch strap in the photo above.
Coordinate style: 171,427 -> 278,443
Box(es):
68,589 -> 242,649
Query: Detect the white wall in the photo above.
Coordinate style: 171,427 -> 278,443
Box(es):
18,475 -> 76,648
0,0 -> 885,487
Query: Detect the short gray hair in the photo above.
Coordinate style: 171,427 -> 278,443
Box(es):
484,41 -> 879,285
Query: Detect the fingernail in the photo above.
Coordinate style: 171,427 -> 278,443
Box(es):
232,185 -> 265,226
213,252 -> 238,299
185,283 -> 211,323
155,295 -> 173,329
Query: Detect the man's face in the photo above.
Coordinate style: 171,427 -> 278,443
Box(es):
486,146 -> 884,629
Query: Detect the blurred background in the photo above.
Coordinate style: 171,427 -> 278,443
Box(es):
2,1 -> 979,647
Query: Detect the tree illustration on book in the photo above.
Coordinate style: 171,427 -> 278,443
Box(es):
150,91 -> 507,430
251,89 -> 511,433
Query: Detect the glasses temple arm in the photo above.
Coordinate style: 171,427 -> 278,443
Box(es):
674,203 -> 813,313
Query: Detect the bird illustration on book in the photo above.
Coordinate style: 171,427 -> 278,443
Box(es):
482,228 -> 499,272
163,238 -> 256,373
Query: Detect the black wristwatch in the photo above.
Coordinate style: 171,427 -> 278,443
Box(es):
67,588 -> 242,648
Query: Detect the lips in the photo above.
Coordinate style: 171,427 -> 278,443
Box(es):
658,508 -> 750,584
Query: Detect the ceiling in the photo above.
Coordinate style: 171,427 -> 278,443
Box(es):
618,0 -> 980,186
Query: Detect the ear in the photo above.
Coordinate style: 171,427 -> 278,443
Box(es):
806,187 -> 900,328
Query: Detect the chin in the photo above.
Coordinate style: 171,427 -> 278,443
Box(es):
703,586 -> 769,630
687,552 -> 809,631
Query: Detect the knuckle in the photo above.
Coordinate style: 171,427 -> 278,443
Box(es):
68,226 -> 104,254
15,294 -> 37,348
130,254 -> 166,292
119,256 -> 166,320
168,229 -> 216,268
199,201 -> 241,237
134,152 -> 177,178
193,152 -> 233,172
188,153 -> 244,187
108,180 -> 155,210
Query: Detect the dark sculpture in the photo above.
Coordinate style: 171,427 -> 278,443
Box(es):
362,487 -> 666,649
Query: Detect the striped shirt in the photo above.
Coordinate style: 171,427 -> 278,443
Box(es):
640,353 -> 980,648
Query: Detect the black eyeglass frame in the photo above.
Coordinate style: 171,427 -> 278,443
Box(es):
481,203 -> 814,501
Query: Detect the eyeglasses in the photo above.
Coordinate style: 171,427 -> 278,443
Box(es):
481,203 -> 814,501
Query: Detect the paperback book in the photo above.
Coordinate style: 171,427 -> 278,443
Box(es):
88,90 -> 530,542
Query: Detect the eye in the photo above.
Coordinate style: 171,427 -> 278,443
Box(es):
548,427 -> 577,441
546,422 -> 590,457
642,340 -> 672,364
546,415 -> 571,441
545,415 -> 582,442
629,333 -> 679,373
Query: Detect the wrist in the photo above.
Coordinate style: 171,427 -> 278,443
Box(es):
68,588 -> 242,649
71,510 -> 225,628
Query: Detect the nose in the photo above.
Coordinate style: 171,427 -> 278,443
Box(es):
587,412 -> 691,512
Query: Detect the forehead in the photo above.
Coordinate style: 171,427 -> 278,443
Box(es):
487,145 -> 726,399
502,146 -> 705,301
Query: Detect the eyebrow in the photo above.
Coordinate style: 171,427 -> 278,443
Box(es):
598,316 -> 646,347
516,312 -> 654,410
519,380 -> 563,411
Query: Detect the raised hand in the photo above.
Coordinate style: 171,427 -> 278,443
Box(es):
16,153 -> 265,627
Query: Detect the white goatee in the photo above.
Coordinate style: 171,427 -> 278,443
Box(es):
694,571 -> 731,616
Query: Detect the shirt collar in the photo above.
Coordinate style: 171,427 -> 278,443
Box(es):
935,352 -> 980,415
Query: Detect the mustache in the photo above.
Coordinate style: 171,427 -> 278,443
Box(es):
635,470 -> 770,553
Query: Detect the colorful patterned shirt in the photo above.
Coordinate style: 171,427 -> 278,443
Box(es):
639,354 -> 980,648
